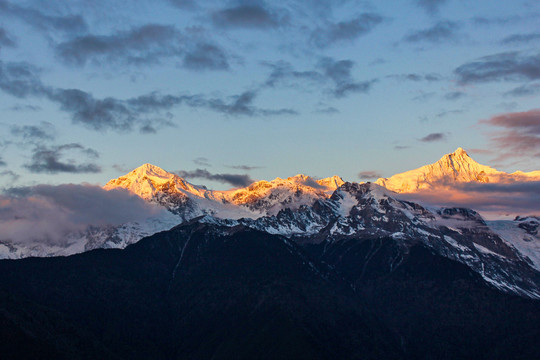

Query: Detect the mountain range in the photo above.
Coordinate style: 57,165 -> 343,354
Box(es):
2,148 -> 540,358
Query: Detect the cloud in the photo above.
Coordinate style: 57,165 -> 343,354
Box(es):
55,24 -> 180,66
0,61 -> 295,133
176,168 -> 254,187
436,109 -> 463,118
10,121 -> 55,142
0,27 -> 15,48
0,184 -> 164,245
397,181 -> 540,218
0,61 -> 47,98
0,0 -> 87,35
318,57 -> 376,98
0,170 -> 19,182
358,171 -> 382,180
263,61 -> 323,88
500,33 -> 540,45
24,143 -> 101,174
48,88 -> 172,132
201,89 -> 297,116
415,0 -> 447,14
226,164 -> 261,170
211,3 -> 287,29
455,52 -> 540,84
0,156 -> 6,166
419,132 -> 447,142
394,145 -> 410,150
310,13 -> 383,48
262,59 -> 375,99
8,104 -> 41,111
193,157 -> 211,166
471,15 -> 524,26
55,24 -> 229,70
388,73 -> 441,82
404,21 -> 460,43
480,109 -> 540,161
315,106 -> 339,114
504,83 -> 540,97
182,42 -> 229,70
167,0 -> 197,9
444,91 -> 466,100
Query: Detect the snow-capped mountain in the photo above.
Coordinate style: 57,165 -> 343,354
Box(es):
104,163 -> 344,219
376,147 -> 540,192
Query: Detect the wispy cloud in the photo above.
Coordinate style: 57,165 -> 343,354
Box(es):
310,13 -> 383,48
0,0 -> 87,35
415,0 -> 448,14
358,171 -> 382,180
480,109 -> 540,161
388,73 -> 441,82
504,83 -> 540,97
10,121 -> 55,142
444,91 -> 466,100
193,157 -> 211,167
0,170 -> 19,182
318,57 -> 376,98
404,21 -> 460,43
455,52 -> 540,84
226,164 -> 262,171
500,33 -> 540,45
0,27 -> 15,48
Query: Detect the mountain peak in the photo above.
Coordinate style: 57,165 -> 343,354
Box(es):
375,148 -> 500,192
317,175 -> 345,190
130,163 -> 174,179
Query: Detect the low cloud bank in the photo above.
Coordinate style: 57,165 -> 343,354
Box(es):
0,184 -> 164,245
395,181 -> 540,219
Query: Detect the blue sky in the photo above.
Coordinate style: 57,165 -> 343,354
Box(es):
1,0 -> 539,190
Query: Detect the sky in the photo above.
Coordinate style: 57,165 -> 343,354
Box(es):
0,0 -> 540,193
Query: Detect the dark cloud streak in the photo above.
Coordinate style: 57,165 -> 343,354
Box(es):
0,61 -> 295,133
24,143 -> 101,174
176,168 -> 254,187
0,0 -> 87,35
455,52 -> 540,84
212,4 -> 286,29
404,21 -> 459,43
310,13 -> 383,48
419,132 -> 447,142
358,171 -> 382,180
415,0 -> 447,14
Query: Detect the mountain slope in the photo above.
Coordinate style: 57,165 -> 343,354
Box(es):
0,220 -> 401,359
1,217 -> 540,359
375,147 -> 540,192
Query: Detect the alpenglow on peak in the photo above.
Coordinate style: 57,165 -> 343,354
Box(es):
375,147 -> 540,193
